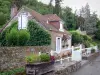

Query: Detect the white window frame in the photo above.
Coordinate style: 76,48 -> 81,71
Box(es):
56,37 -> 62,53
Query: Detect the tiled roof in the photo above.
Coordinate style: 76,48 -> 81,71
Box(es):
0,6 -> 71,35
44,14 -> 61,21
24,6 -> 58,31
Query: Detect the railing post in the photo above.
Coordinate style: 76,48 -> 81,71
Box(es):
72,46 -> 74,61
60,58 -> 63,64
39,52 -> 41,56
50,50 -> 54,56
80,44 -> 82,61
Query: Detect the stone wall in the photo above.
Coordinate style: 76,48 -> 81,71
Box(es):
54,61 -> 81,75
0,46 -> 51,72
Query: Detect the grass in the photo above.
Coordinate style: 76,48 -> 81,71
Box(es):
0,67 -> 25,75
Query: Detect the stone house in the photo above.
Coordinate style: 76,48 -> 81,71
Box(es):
0,5 -> 72,53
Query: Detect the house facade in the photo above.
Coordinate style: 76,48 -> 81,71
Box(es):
1,5 -> 72,53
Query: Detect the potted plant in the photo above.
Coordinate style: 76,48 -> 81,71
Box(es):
25,53 -> 54,75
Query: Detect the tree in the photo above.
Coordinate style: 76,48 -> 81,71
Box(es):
80,3 -> 98,34
49,0 -> 53,6
0,0 -> 11,27
95,29 -> 100,40
12,0 -> 24,9
76,16 -> 85,31
54,0 -> 63,16
62,7 -> 77,30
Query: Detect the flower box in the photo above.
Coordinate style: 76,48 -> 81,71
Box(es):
26,62 -> 54,75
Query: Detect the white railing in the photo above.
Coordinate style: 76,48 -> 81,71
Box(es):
50,45 -> 98,64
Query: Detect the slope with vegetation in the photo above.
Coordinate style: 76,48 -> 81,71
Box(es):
0,0 -> 100,48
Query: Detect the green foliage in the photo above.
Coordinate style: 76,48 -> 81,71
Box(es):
40,53 -> 50,62
82,35 -> 92,42
61,7 -> 77,30
1,21 -> 30,46
70,31 -> 83,45
18,30 -> 30,46
80,4 -> 97,34
0,0 -> 11,27
70,31 -> 96,47
28,20 -> 51,46
25,54 -> 40,63
0,21 -> 18,46
95,29 -> 100,40
24,0 -> 53,15
83,41 -> 90,48
54,0 -> 62,16
6,29 -> 19,46
0,12 -> 7,26
0,67 -> 25,75
91,49 -> 95,53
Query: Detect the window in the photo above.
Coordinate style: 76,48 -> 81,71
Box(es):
18,12 -> 28,30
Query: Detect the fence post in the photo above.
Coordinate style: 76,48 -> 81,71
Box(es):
72,46 -> 74,61
39,52 -> 41,56
80,44 -> 82,61
60,58 -> 63,64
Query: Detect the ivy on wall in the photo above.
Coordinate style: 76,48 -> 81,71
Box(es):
27,20 -> 51,46
0,20 -> 51,46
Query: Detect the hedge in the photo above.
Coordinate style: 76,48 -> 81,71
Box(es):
70,31 -> 96,47
27,20 -> 51,46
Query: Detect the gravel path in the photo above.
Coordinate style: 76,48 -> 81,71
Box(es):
71,56 -> 100,75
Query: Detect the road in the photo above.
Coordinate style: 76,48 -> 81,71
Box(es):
71,56 -> 100,75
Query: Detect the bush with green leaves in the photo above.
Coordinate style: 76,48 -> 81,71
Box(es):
0,67 -> 25,75
82,35 -> 92,42
6,29 -> 19,46
25,54 -> 40,63
70,31 -> 96,47
27,20 -> 51,46
18,30 -> 30,46
95,29 -> 100,40
83,41 -> 90,48
91,49 -> 95,53
40,53 -> 50,62
0,21 -> 18,46
70,31 -> 83,45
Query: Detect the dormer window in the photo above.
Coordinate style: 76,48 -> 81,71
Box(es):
59,21 -> 64,32
18,12 -> 28,30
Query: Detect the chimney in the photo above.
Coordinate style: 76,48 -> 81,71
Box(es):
11,4 -> 18,18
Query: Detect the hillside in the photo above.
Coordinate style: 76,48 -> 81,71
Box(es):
0,0 -> 100,48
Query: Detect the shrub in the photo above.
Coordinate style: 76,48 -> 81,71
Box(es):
6,29 -> 19,46
70,32 -> 83,45
18,30 -> 30,46
83,41 -> 90,48
95,29 -> 100,40
91,49 -> 95,53
82,35 -> 92,42
25,54 -> 40,63
0,67 -> 25,75
0,12 -> 6,26
40,53 -> 50,62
